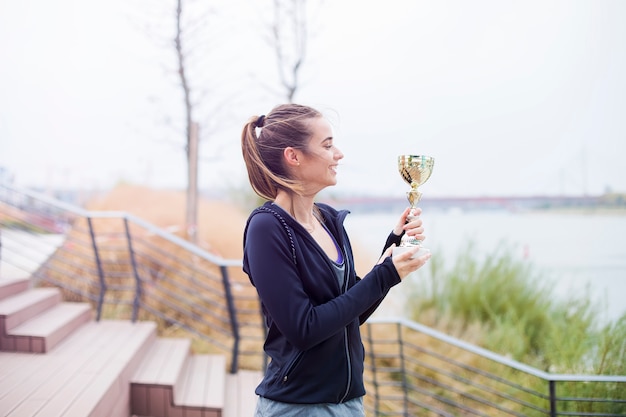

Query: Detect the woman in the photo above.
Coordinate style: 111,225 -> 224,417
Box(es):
241,103 -> 431,416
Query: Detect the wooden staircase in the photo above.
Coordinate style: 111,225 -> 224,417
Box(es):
0,275 -> 262,417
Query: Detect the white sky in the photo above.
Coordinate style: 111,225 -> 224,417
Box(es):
1,0 -> 625,197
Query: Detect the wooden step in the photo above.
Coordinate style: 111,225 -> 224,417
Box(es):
131,338 -> 191,417
0,287 -> 61,345
59,321 -> 157,417
223,370 -> 263,417
6,302 -> 92,353
0,321 -> 117,415
132,338 -> 191,386
131,339 -> 226,417
0,230 -> 65,278
176,355 -> 226,411
0,320 -> 157,417
130,338 -> 191,417
0,277 -> 30,301
0,262 -> 32,280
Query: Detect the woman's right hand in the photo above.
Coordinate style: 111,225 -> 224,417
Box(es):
379,244 -> 431,280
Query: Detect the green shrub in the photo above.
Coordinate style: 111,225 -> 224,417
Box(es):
408,240 -> 624,372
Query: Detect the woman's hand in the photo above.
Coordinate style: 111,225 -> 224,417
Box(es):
393,207 -> 426,244
380,207 -> 431,280
378,244 -> 431,280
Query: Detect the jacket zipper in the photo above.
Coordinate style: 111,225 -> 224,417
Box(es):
339,327 -> 352,402
281,351 -> 304,384
339,245 -> 352,403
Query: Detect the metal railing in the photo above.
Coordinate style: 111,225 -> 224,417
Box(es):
363,319 -> 625,416
0,183 -> 264,373
1,183 -> 624,416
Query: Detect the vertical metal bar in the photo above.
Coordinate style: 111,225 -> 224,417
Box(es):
220,265 -> 240,373
366,323 -> 380,416
123,218 -> 142,322
87,217 -> 106,321
549,380 -> 557,417
397,322 -> 409,416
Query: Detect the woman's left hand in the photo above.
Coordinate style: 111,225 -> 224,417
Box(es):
392,207 -> 426,243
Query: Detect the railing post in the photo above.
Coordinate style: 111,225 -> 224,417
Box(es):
397,322 -> 409,416
220,265 -> 240,373
87,217 -> 106,321
549,380 -> 557,417
123,218 -> 142,322
366,323 -> 380,416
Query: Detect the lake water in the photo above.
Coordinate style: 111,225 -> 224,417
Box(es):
344,208 -> 626,325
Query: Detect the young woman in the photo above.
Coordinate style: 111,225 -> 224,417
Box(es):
241,103 -> 431,416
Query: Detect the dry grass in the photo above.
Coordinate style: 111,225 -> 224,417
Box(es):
84,184 -> 376,275
85,184 -> 248,260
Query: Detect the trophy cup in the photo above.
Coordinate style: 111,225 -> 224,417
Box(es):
392,154 -> 435,258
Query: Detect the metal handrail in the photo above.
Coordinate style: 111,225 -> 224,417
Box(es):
0,184 -> 262,372
370,317 -> 626,383
0,183 -> 241,266
363,318 -> 626,416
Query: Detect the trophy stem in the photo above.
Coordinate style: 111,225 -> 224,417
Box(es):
406,190 -> 422,209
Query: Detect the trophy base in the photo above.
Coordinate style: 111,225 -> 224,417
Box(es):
392,245 -> 430,259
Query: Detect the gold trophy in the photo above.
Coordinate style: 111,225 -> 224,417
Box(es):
393,154 -> 435,258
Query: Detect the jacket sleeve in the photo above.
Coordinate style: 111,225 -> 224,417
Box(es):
358,231 -> 404,323
245,214 -> 402,351
382,230 -> 403,255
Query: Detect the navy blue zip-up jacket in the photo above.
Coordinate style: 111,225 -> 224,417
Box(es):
242,201 -> 403,404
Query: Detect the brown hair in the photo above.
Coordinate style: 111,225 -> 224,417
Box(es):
241,103 -> 322,200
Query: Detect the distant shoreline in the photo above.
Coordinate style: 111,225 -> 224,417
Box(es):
530,207 -> 626,216
338,202 -> 626,216
323,194 -> 626,215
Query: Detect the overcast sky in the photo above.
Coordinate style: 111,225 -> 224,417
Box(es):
1,0 -> 625,197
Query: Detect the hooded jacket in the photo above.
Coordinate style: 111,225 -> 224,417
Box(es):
242,201 -> 402,404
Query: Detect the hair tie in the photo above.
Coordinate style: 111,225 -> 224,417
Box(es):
256,115 -> 265,128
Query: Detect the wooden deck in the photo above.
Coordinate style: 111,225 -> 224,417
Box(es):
0,276 -> 262,417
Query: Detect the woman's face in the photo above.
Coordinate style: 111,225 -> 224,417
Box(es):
298,117 -> 344,193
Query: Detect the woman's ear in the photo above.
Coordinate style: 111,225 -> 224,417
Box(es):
283,147 -> 301,167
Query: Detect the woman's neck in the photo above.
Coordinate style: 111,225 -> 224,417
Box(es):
274,191 -> 318,231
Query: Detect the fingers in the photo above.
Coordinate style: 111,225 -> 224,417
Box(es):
394,207 -> 423,236
391,246 -> 431,280
405,207 -> 422,224
404,228 -> 426,243
393,208 -> 411,235
403,209 -> 425,241
406,207 -> 422,218
390,207 -> 429,279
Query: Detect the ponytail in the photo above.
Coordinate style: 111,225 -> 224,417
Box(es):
240,104 -> 322,200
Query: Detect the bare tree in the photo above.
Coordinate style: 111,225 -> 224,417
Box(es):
129,0 -> 236,243
174,0 -> 199,242
270,0 -> 310,103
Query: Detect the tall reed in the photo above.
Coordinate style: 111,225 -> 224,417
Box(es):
406,241 -> 625,413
